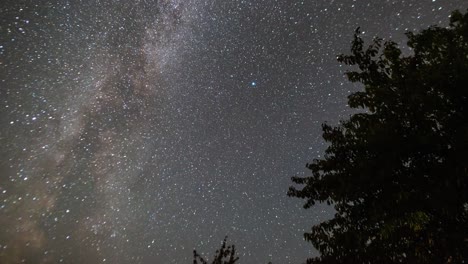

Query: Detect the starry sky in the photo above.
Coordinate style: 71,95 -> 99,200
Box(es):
1,1 -> 466,263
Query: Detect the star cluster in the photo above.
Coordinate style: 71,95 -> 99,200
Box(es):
1,0 -> 466,263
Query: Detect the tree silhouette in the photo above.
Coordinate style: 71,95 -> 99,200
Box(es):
289,9 -> 468,264
193,237 -> 239,264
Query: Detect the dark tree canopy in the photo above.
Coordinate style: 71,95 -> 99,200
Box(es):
193,237 -> 240,264
289,10 -> 468,264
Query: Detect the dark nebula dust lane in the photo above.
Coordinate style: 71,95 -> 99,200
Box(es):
1,1 -> 466,263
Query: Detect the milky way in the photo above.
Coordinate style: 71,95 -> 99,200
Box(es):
1,1 -> 466,263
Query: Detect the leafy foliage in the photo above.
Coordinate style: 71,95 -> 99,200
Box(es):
193,237 -> 240,264
289,9 -> 468,264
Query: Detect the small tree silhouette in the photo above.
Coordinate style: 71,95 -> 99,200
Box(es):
193,237 -> 239,264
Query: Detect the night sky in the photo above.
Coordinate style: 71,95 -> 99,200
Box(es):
1,1 -> 466,263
